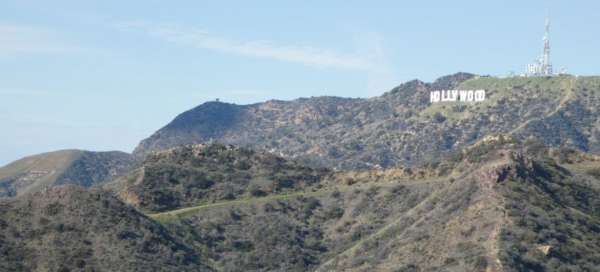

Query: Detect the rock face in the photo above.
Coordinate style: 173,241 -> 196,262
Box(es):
0,150 -> 134,197
0,186 -> 213,272
133,73 -> 600,170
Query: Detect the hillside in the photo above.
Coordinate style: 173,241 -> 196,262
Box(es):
316,141 -> 600,271
0,186 -> 213,272
133,73 -> 600,170
1,139 -> 598,271
0,149 -> 134,197
109,144 -> 329,212
133,138 -> 600,271
3,72 -> 600,271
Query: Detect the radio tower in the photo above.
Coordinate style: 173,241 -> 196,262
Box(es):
541,17 -> 552,75
526,16 -> 554,76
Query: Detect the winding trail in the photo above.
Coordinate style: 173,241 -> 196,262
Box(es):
148,178 -> 443,222
148,190 -> 332,222
508,77 -> 577,135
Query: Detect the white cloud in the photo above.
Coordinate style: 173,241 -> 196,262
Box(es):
115,21 -> 376,70
0,24 -> 78,54
116,21 -> 402,96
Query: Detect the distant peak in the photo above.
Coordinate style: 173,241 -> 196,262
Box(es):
201,100 -> 238,107
430,72 -> 477,90
385,72 -> 477,96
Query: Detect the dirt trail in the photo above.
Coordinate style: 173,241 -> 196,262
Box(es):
148,178 -> 443,222
508,77 -> 577,135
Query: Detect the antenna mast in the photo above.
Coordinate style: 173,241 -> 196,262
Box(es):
542,17 -> 552,75
525,15 -> 556,76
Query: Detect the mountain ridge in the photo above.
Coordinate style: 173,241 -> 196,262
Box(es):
2,135 -> 599,271
0,149 -> 134,197
133,137 -> 600,271
2,72 -> 600,271
134,73 -> 600,170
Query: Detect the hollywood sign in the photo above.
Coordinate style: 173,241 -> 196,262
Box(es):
430,90 -> 486,103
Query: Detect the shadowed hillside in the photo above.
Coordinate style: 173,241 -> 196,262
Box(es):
0,186 -> 213,272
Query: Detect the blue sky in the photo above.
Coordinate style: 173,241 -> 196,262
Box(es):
1,0 -> 599,165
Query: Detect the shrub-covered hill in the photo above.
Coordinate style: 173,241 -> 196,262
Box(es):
109,143 -> 329,212
315,142 -> 600,271
2,140 -> 599,271
146,139 -> 600,272
0,149 -> 134,197
497,155 -> 600,271
133,73 -> 600,170
0,186 -> 214,272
